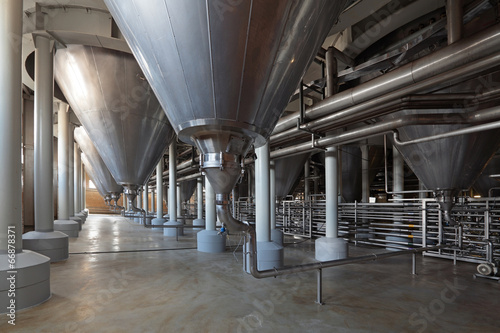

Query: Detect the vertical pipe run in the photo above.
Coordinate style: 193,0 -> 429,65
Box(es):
316,269 -> 323,305
34,35 -> 55,232
156,158 -> 163,218
74,143 -> 81,213
168,142 -> 177,221
270,160 -> 276,230
0,0 -> 24,252
151,188 -> 155,213
57,103 -> 70,220
361,144 -> 369,203
325,146 -> 339,238
197,177 -> 203,219
447,0 -> 463,45
326,47 -> 338,96
137,187 -> 142,210
205,177 -> 216,231
255,142 -> 270,243
392,145 -> 404,201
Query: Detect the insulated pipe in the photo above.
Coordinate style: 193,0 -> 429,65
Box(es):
0,0 -> 24,253
447,0 -> 463,45
255,142 -> 270,243
156,159 -> 163,219
74,143 -> 81,213
197,177 -> 203,220
325,146 -> 339,238
270,108 -> 500,160
270,161 -> 276,230
272,23 -> 500,134
168,142 -> 177,221
33,35 -> 55,233
325,47 -> 338,96
205,178 -> 216,231
361,144 -> 369,203
57,103 -> 70,220
393,146 -> 404,201
68,125 -> 75,215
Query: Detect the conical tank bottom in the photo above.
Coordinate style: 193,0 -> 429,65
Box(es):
179,179 -> 197,203
55,45 -> 175,188
81,154 -> 108,198
473,153 -> 500,197
105,0 -> 348,195
342,146 -> 362,203
388,110 -> 500,193
75,127 -> 123,195
275,153 -> 310,199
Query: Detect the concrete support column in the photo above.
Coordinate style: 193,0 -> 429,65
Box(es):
23,35 -> 69,262
193,177 -> 205,230
361,144 -> 370,203
67,126 -> 81,229
316,146 -> 347,261
143,181 -> 149,214
270,160 -> 283,246
250,142 -> 283,271
0,0 -> 51,310
176,183 -> 183,225
54,103 -> 79,237
150,188 -> 155,213
197,176 -> 225,252
164,142 -> 181,236
74,143 -> 85,224
152,158 -> 166,226
387,145 -> 406,250
304,159 -> 310,200
393,145 -> 404,201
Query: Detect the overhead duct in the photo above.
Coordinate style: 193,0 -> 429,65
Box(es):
105,0 -> 348,232
75,127 -> 123,207
55,45 -> 175,220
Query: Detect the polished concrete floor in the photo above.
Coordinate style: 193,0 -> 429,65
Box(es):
2,214 -> 500,332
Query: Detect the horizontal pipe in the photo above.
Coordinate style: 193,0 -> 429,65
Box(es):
273,22 -> 500,134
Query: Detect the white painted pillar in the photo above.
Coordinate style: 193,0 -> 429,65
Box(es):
255,142 -> 270,243
197,177 -> 203,220
304,159 -> 310,200
144,181 -> 149,212
164,142 -> 181,236
205,178 -> 216,231
168,142 -> 177,221
325,146 -> 338,238
361,144 -> 370,203
156,159 -> 164,218
57,104 -> 70,220
393,145 -> 404,201
68,125 -> 75,214
33,36 -> 55,233
176,183 -> 181,218
152,159 -> 165,226
74,143 -> 81,213
270,160 -> 276,230
0,0 -> 51,310
315,145 -> 348,261
150,188 -> 155,213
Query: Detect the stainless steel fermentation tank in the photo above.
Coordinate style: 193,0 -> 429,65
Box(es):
55,45 -> 175,215
105,0 -> 348,231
